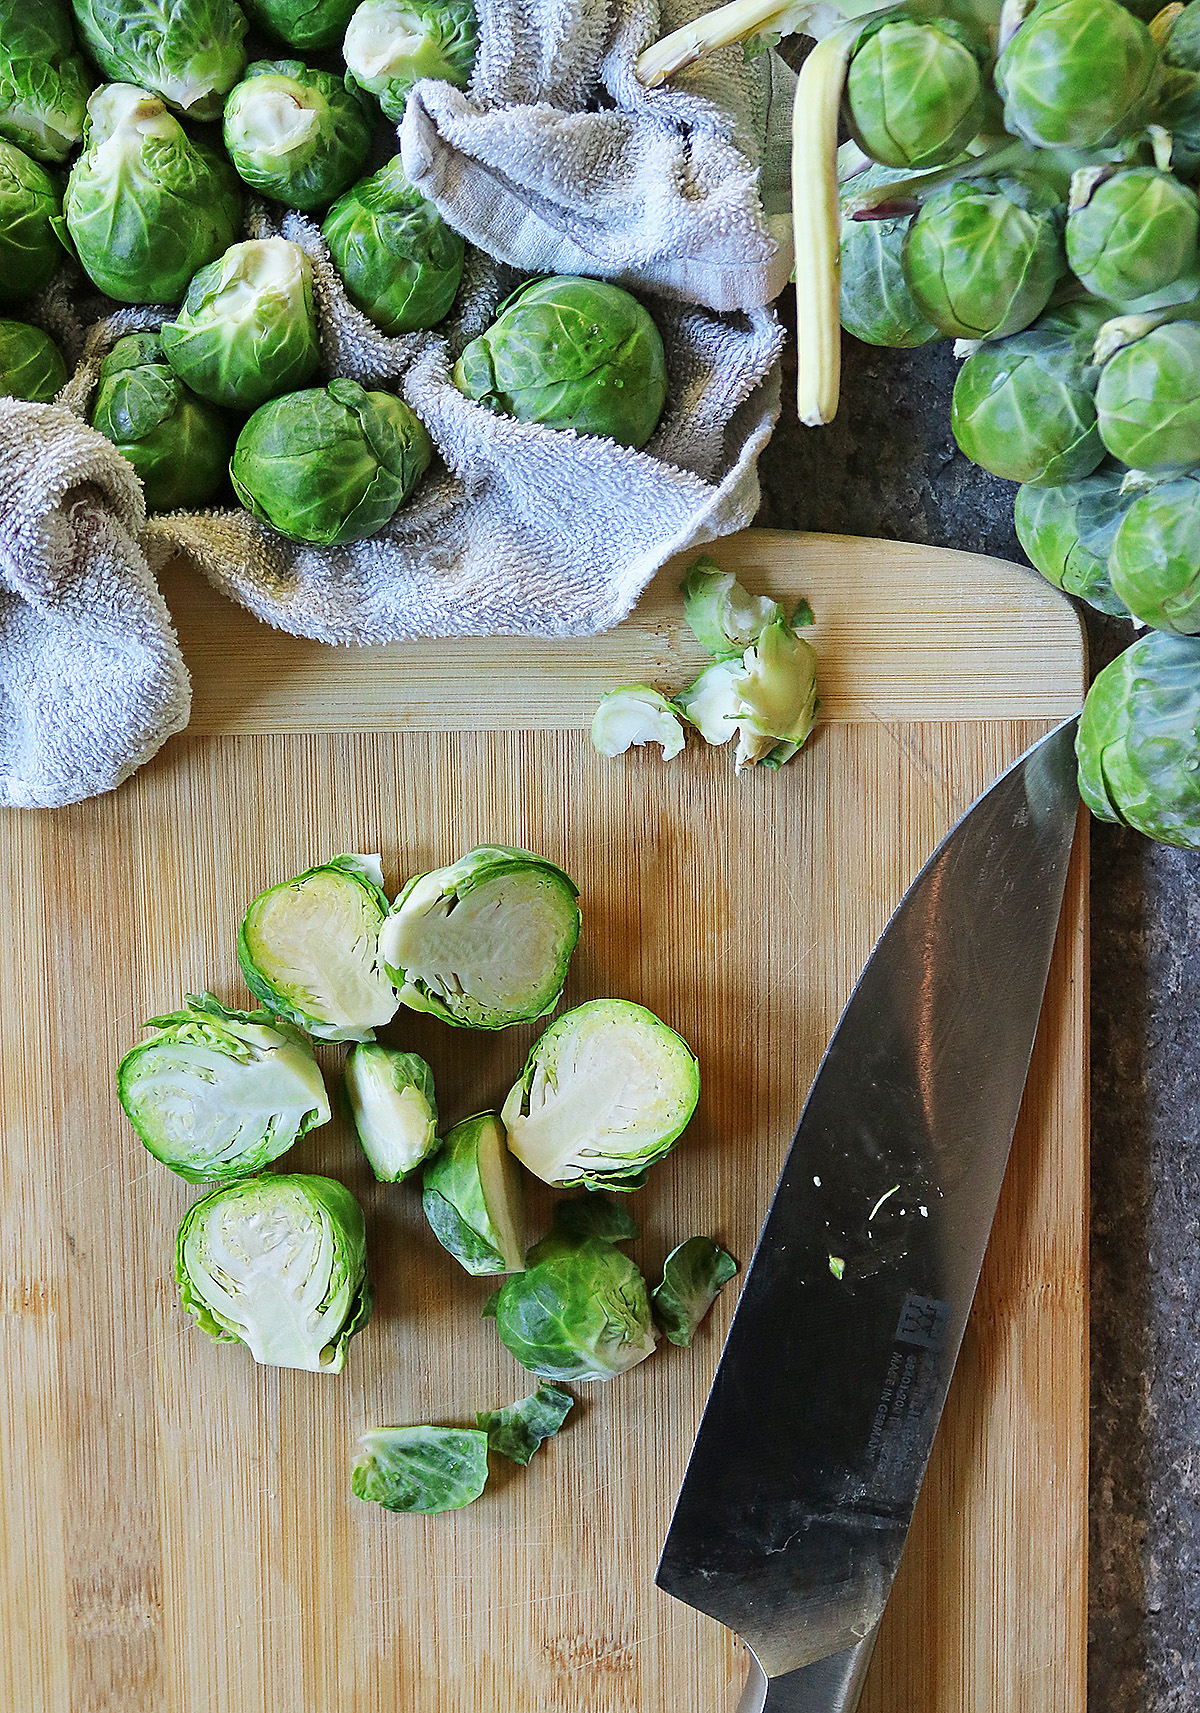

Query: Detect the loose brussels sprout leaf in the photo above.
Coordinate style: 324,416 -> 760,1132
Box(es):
1076,632 -> 1200,847
380,845 -> 581,1030
839,155 -> 943,351
0,318 -> 67,401
679,555 -> 785,658
502,998 -> 700,1190
176,1172 -> 372,1371
1014,463 -> 1134,617
1108,474 -> 1200,632
91,330 -> 231,512
118,992 -> 331,1182
679,618 -> 820,772
345,1043 -> 439,1179
223,60 -> 374,214
551,1194 -> 639,1245
590,686 -> 686,762
422,1112 -> 526,1275
243,0 -> 357,52
322,156 -> 465,335
343,0 -> 479,122
844,16 -> 984,171
1095,321 -> 1200,473
476,1384 -> 573,1465
995,0 -> 1160,150
0,0 -> 92,163
651,1236 -> 737,1347
0,139 -> 68,307
72,0 -> 248,120
493,1232 -> 659,1381
1066,169 -> 1199,308
231,379 -> 432,544
352,1425 -> 488,1512
676,658 -> 740,747
950,321 -> 1104,487
238,854 -> 398,1041
160,238 -> 321,411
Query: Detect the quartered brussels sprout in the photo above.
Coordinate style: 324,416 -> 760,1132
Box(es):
380,845 -> 581,1030
651,1236 -> 737,1347
65,86 -> 243,305
680,555 -> 785,658
453,275 -> 668,450
995,0 -> 1161,149
230,380 -> 432,544
0,0 -> 92,163
0,139 -> 68,307
1014,463 -> 1135,616
590,686 -> 686,762
243,0 -> 357,52
161,238 -> 321,412
344,1043 -> 439,1179
1095,319 -> 1200,472
223,61 -> 374,213
844,16 -> 983,170
352,1425 -> 489,1512
839,160 -> 943,351
0,319 -> 67,401
1065,169 -> 1199,307
677,616 -> 819,772
72,0 -> 248,121
476,1384 -> 573,1464
117,993 -> 331,1182
491,1225 -> 659,1381
422,1111 -> 525,1275
1108,474 -> 1200,632
1076,632 -> 1200,846
950,314 -> 1104,487
91,331 -> 231,513
238,854 -> 398,1041
502,999 -> 700,1190
322,156 -> 465,335
343,0 -> 479,122
176,1172 -> 372,1371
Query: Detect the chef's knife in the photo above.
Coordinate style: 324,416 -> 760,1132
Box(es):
656,716 -> 1081,1713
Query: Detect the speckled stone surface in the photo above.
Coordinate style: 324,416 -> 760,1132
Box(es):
756,322 -> 1200,1711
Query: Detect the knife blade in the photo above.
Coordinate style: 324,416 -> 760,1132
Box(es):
656,716 -> 1081,1713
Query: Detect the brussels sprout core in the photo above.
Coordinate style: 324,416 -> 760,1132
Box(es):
223,61 -> 373,212
422,1112 -> 526,1275
345,1044 -> 439,1179
1076,632 -> 1200,847
590,686 -> 686,761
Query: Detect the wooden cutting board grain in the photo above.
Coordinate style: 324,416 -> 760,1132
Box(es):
0,530 -> 1088,1713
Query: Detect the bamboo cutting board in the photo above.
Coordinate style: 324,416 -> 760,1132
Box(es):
0,529 -> 1088,1713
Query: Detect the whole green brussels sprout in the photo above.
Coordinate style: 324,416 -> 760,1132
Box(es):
230,379 -> 432,544
322,157 -> 465,335
1095,319 -> 1200,472
0,318 -> 67,400
91,331 -> 231,512
0,0 -> 92,164
454,275 -> 668,449
1108,474 -> 1200,631
901,176 -> 1065,340
65,85 -> 243,305
1076,631 -> 1200,846
242,0 -> 357,51
1154,1 -> 1200,158
0,139 -> 68,307
844,16 -> 984,171
71,0 -> 248,121
1014,462 -> 1134,616
1065,168 -> 1199,305
995,0 -> 1161,149
839,160 -> 942,349
160,238 -> 321,411
343,0 -> 478,122
223,61 -> 374,213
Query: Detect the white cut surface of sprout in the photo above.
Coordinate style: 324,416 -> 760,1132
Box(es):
384,868 -> 572,1010
131,1034 -> 328,1169
246,870 -> 396,1037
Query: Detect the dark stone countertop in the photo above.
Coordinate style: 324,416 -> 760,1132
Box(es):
756,323 -> 1200,1711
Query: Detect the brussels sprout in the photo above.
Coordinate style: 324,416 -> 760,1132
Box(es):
901,176 -> 1065,342
502,999 -> 700,1190
422,1112 -> 525,1275
0,0 -> 92,163
322,156 -> 465,335
453,275 -> 668,450
995,0 -> 1161,150
651,1235 -> 738,1347
243,0 -> 357,52
116,993 -> 331,1182
476,1384 -> 573,1464
1065,169 -> 1199,306
1155,2 -> 1200,156
90,331 -> 231,513
71,0 -> 248,121
238,854 -> 398,1041
65,85 -> 242,305
950,319 -> 1104,487
0,140 -> 67,307
352,1425 -> 488,1512
160,238 -> 321,412
1076,631 -> 1200,846
839,161 -> 943,351
380,845 -> 581,1030
1013,463 -> 1135,616
0,318 -> 67,400
1095,319 -> 1200,472
680,554 -> 786,658
590,686 -> 686,762
223,61 -> 373,214
344,1043 -> 439,1179
491,1229 -> 659,1381
176,1172 -> 372,1371
230,379 -> 432,544
677,616 -> 819,772
844,16 -> 983,171
343,0 -> 478,122
550,1193 -> 639,1244
1108,474 -> 1200,631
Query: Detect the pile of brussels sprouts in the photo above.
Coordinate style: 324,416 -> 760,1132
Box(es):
116,846 -> 734,1515
0,0 -> 671,546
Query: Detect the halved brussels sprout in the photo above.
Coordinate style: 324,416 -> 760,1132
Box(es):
1014,463 -> 1135,617
72,0 -> 248,121
1076,632 -> 1200,846
0,0 -> 92,164
0,139 -> 67,307
223,60 -> 373,213
238,853 -> 399,1042
343,0 -> 479,122
844,16 -> 984,171
1066,168 -> 1199,306
176,1172 -> 372,1371
118,993 -> 331,1182
352,1425 -> 488,1512
91,330 -> 232,513
322,156 -> 465,335
0,318 -> 67,401
491,1227 -> 658,1381
677,616 -> 819,772
679,555 -> 785,658
380,845 -> 581,1030
243,0 -> 357,52
422,1111 -> 525,1275
502,999 -> 700,1190
344,1043 -> 439,1179
476,1384 -> 573,1464
651,1236 -> 737,1347
995,0 -> 1160,150
590,686 -> 686,762
1095,319 -> 1200,473
1108,474 -> 1200,632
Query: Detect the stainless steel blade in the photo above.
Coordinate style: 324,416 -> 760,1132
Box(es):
656,717 -> 1080,1712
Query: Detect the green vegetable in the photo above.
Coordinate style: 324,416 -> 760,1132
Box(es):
1155,1 -> 1200,160
0,318 -> 66,400
453,275 -> 668,450
0,139 -> 67,307
71,0 -> 249,121
380,845 -> 581,1030
476,1384 -> 573,1464
839,160 -> 943,351
651,1235 -> 737,1346
422,1112 -> 525,1275
502,998 -> 700,1190
995,0 -> 1161,149
65,85 -> 242,305
1095,319 -> 1200,472
677,615 -> 819,771
491,1229 -> 659,1381
1076,631 -> 1200,846
1108,474 -> 1200,632
352,1425 -> 488,1512
176,1172 -> 372,1371
231,379 -> 432,545
1065,168 -> 1199,306
90,330 -> 231,513
343,0 -> 478,122
160,238 -> 321,412
844,16 -> 983,170
223,60 -> 373,213
0,0 -> 92,163
238,854 -> 399,1042
344,1043 -> 439,1180
1013,463 -> 1135,616
242,0 -> 357,52
680,554 -> 786,658
590,686 -> 687,761
550,1194 -> 639,1244
117,992 -> 331,1182
322,156 -> 465,335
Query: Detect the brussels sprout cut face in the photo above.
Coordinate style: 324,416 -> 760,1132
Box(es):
223,61 -> 374,213
590,686 -> 686,761
1095,321 -> 1200,473
1076,632 -> 1200,847
72,0 -> 248,120
0,0 -> 92,164
422,1112 -> 526,1275
381,845 -> 581,1029
343,0 -> 479,122
995,0 -> 1161,150
492,1232 -> 659,1381
1108,476 -> 1200,633
476,1384 -> 573,1465
0,319 -> 67,401
1014,465 -> 1134,617
845,18 -> 984,171
344,1044 -> 439,1179
322,156 -> 465,335
651,1236 -> 738,1347
352,1426 -> 488,1513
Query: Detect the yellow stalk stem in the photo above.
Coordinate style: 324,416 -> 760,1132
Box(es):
792,28 -> 856,428
635,0 -> 807,86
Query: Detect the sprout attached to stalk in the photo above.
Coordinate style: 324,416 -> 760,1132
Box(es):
1108,473 -> 1200,632
352,1425 -> 489,1512
838,158 -> 944,350
1076,631 -> 1200,848
344,1044 -> 439,1180
844,15 -> 985,170
1094,317 -> 1200,472
1014,463 -> 1135,617
590,687 -> 687,762
422,1112 -> 526,1276
995,0 -> 1162,150
1065,167 -> 1200,306
677,614 -> 819,772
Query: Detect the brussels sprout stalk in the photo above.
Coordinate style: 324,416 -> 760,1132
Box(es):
634,0 -> 881,88
839,138 -> 1029,220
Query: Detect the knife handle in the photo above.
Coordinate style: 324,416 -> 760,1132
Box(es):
736,1631 -> 878,1713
